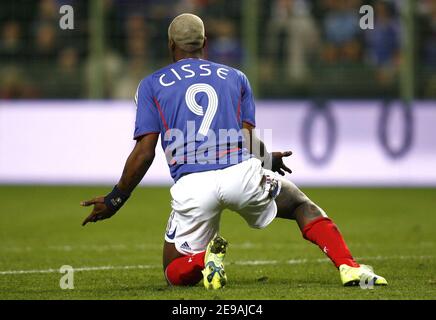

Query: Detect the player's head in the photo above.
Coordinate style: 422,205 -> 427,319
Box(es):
168,13 -> 206,62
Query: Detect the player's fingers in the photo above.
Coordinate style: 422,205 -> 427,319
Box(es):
82,214 -> 93,226
80,199 -> 96,207
80,197 -> 103,207
277,169 -> 285,176
282,164 -> 292,174
82,212 -> 101,226
282,151 -> 293,157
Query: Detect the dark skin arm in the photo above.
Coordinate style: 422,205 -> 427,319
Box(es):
242,122 -> 292,176
81,133 -> 159,226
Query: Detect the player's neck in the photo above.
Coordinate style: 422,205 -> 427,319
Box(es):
173,51 -> 204,62
174,56 -> 203,63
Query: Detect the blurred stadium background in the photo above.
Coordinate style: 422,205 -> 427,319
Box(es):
1,0 -> 435,99
0,0 -> 435,300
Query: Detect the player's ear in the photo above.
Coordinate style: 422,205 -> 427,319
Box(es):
169,39 -> 176,52
202,36 -> 207,49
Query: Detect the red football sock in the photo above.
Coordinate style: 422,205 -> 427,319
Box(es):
302,217 -> 359,268
165,251 -> 206,286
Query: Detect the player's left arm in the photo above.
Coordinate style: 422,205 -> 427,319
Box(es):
80,133 -> 159,226
242,122 -> 292,176
238,71 -> 292,175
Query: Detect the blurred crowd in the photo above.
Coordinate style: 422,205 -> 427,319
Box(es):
0,0 -> 435,99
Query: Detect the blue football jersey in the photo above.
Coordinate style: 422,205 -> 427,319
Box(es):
134,58 -> 256,182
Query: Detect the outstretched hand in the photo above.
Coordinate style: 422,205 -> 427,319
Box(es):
80,197 -> 116,226
271,151 -> 293,176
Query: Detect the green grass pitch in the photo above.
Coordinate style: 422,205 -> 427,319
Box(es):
0,186 -> 435,300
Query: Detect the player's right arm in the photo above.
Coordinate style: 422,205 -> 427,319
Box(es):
81,78 -> 161,226
117,133 -> 159,194
80,133 -> 158,226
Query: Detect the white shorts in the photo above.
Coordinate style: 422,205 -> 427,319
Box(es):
164,158 -> 281,255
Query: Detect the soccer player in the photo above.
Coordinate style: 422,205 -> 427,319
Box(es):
81,13 -> 387,289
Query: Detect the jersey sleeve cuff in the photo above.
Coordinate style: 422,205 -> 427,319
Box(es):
133,131 -> 160,140
242,119 -> 256,127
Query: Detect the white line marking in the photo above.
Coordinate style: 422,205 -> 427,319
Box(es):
235,260 -> 279,266
234,255 -> 434,266
0,255 -> 433,275
0,242 -> 433,253
0,264 -> 160,275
